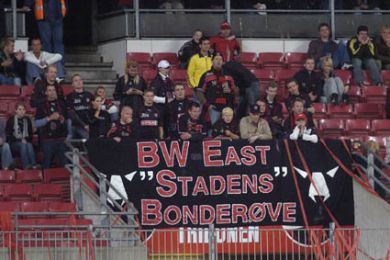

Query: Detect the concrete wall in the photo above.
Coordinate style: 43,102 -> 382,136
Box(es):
99,38 -> 311,76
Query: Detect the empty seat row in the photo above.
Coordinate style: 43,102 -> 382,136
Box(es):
0,201 -> 75,213
313,103 -> 384,120
0,85 -> 74,100
0,184 -> 64,201
0,168 -> 70,184
318,119 -> 390,138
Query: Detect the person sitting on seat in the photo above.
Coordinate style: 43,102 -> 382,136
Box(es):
320,56 -> 349,104
0,38 -> 24,85
289,113 -> 318,143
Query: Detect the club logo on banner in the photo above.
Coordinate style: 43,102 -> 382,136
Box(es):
87,139 -> 354,228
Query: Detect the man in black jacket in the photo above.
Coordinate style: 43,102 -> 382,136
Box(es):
293,57 -> 323,102
178,29 -> 203,69
178,101 -> 209,141
167,83 -> 191,139
223,60 -> 259,119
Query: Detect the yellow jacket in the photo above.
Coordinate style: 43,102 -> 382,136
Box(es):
187,53 -> 212,88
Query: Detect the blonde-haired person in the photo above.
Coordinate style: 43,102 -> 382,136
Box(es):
376,25 -> 390,70
321,56 -> 349,105
113,60 -> 147,110
211,107 -> 240,140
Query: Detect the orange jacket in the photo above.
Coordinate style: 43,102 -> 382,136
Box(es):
34,0 -> 66,20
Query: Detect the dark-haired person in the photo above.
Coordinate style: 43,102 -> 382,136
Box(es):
66,74 -> 94,140
178,29 -> 203,69
293,57 -> 323,102
307,22 -> 351,69
87,95 -> 111,139
107,106 -> 138,143
178,102 -> 209,141
262,81 -> 283,138
113,60 -> 147,110
283,98 -> 315,136
137,89 -> 164,140
24,37 -> 64,84
35,85 -> 67,169
211,107 -> 239,140
347,25 -> 383,87
31,65 -> 64,108
210,21 -> 240,62
285,78 -> 314,114
6,102 -> 37,169
167,83 -> 191,139
187,36 -> 213,89
289,113 -> 318,143
0,38 -> 23,85
239,104 -> 272,143
197,53 -> 236,125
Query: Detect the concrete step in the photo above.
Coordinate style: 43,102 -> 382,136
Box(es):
66,45 -> 98,54
65,53 -> 102,63
65,62 -> 113,68
65,68 -> 117,81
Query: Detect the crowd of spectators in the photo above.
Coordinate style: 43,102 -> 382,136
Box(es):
0,19 -> 390,171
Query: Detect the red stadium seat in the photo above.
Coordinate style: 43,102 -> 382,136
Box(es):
21,85 -> 34,98
351,70 -> 372,86
43,168 -> 70,183
62,85 -> 73,96
381,70 -> 390,85
16,169 -> 43,183
236,52 -> 257,68
0,85 -> 20,97
285,52 -> 306,69
275,69 -> 299,87
152,52 -> 178,67
48,202 -> 76,213
0,201 -> 20,211
371,120 -> 390,136
327,104 -> 353,119
346,85 -> 362,103
184,86 -> 194,98
334,70 -> 352,85
312,103 -> 327,120
0,170 -> 16,183
281,102 -> 289,117
319,119 -> 345,138
142,68 -> 157,83
4,184 -> 33,201
126,52 -> 152,68
20,201 -> 50,214
345,119 -> 371,136
354,103 -> 383,119
257,52 -> 286,69
362,86 -> 387,104
252,69 -> 275,82
170,69 -> 187,83
34,184 -> 63,201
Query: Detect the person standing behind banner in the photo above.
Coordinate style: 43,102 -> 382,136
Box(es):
166,83 -> 191,139
289,113 -> 318,143
22,0 -> 67,60
87,95 -> 111,139
211,107 -> 239,140
95,86 -> 119,122
107,106 -> 138,143
210,21 -> 240,62
137,89 -> 164,140
239,104 -> 272,143
187,36 -> 213,89
178,101 -> 209,141
178,29 -> 203,69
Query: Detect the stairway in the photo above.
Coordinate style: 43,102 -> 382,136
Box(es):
64,46 -> 117,97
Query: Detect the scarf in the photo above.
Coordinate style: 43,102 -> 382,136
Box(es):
13,116 -> 28,140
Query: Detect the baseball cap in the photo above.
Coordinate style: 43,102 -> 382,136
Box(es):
158,60 -> 170,69
249,104 -> 260,114
220,22 -> 231,30
295,113 -> 307,121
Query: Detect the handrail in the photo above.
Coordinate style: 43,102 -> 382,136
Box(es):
356,164 -> 390,194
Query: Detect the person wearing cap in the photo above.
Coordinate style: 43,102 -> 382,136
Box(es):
178,29 -> 203,69
210,21 -> 241,62
283,98 -> 315,136
239,104 -> 272,143
347,25 -> 383,87
150,59 -> 175,112
211,107 -> 239,140
187,36 -> 213,89
289,113 -> 318,143
197,53 -> 236,125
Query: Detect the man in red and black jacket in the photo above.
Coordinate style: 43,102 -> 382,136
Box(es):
210,22 -> 240,62
197,53 -> 236,125
107,106 -> 138,142
166,83 -> 191,139
136,89 -> 164,140
178,101 -> 209,141
30,65 -> 64,108
34,84 -> 67,169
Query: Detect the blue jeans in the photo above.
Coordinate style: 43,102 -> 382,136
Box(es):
209,108 -> 221,125
352,58 -> 383,85
37,19 -> 64,60
26,61 -> 64,85
41,139 -> 66,169
0,142 -> 13,169
11,141 -> 36,169
237,80 -> 260,118
332,42 -> 351,68
0,74 -> 21,86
